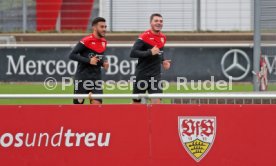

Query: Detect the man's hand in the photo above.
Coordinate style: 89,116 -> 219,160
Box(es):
163,60 -> 171,70
90,56 -> 99,65
151,45 -> 160,56
103,61 -> 109,71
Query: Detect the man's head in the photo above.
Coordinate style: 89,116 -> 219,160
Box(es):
150,13 -> 163,33
92,17 -> 107,38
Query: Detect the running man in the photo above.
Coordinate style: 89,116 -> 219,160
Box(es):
130,13 -> 171,104
69,17 -> 109,104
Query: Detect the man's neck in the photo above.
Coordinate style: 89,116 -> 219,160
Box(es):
150,29 -> 160,35
93,32 -> 101,39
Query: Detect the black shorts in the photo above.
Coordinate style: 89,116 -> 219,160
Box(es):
73,80 -> 103,104
132,75 -> 163,102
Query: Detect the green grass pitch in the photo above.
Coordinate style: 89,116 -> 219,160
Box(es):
0,83 -> 275,104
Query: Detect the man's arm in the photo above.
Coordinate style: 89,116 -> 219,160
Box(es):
161,48 -> 171,70
130,39 -> 152,58
160,48 -> 165,62
99,55 -> 109,71
103,61 -> 109,71
69,42 -> 90,64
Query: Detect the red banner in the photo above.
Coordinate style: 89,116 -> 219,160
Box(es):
0,104 -> 276,166
150,105 -> 276,166
0,105 -> 150,166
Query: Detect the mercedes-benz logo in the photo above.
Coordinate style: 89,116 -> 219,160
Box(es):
221,49 -> 250,81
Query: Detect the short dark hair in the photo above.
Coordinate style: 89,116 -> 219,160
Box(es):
92,17 -> 106,26
150,13 -> 162,22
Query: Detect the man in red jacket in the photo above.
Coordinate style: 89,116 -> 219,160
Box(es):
69,17 -> 109,104
130,13 -> 171,104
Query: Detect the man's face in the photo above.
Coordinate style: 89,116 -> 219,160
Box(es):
93,22 -> 107,37
150,16 -> 163,32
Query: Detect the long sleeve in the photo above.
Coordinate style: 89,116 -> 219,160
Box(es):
69,42 -> 90,64
98,54 -> 107,67
130,39 -> 152,58
160,47 -> 165,62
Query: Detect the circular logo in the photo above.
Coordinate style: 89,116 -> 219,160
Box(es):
221,49 -> 250,81
44,77 -> 57,90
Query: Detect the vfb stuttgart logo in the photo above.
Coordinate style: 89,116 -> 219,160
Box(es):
178,116 -> 216,162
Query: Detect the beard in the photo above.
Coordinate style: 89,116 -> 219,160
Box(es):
97,31 -> 105,38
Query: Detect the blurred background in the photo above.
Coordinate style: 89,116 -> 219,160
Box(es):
0,0 -> 276,104
0,0 -> 253,33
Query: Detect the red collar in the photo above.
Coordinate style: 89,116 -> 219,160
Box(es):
81,34 -> 107,53
148,29 -> 161,36
91,34 -> 104,41
139,30 -> 166,48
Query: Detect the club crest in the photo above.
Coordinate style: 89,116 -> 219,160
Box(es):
178,116 -> 216,162
102,42 -> 106,48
